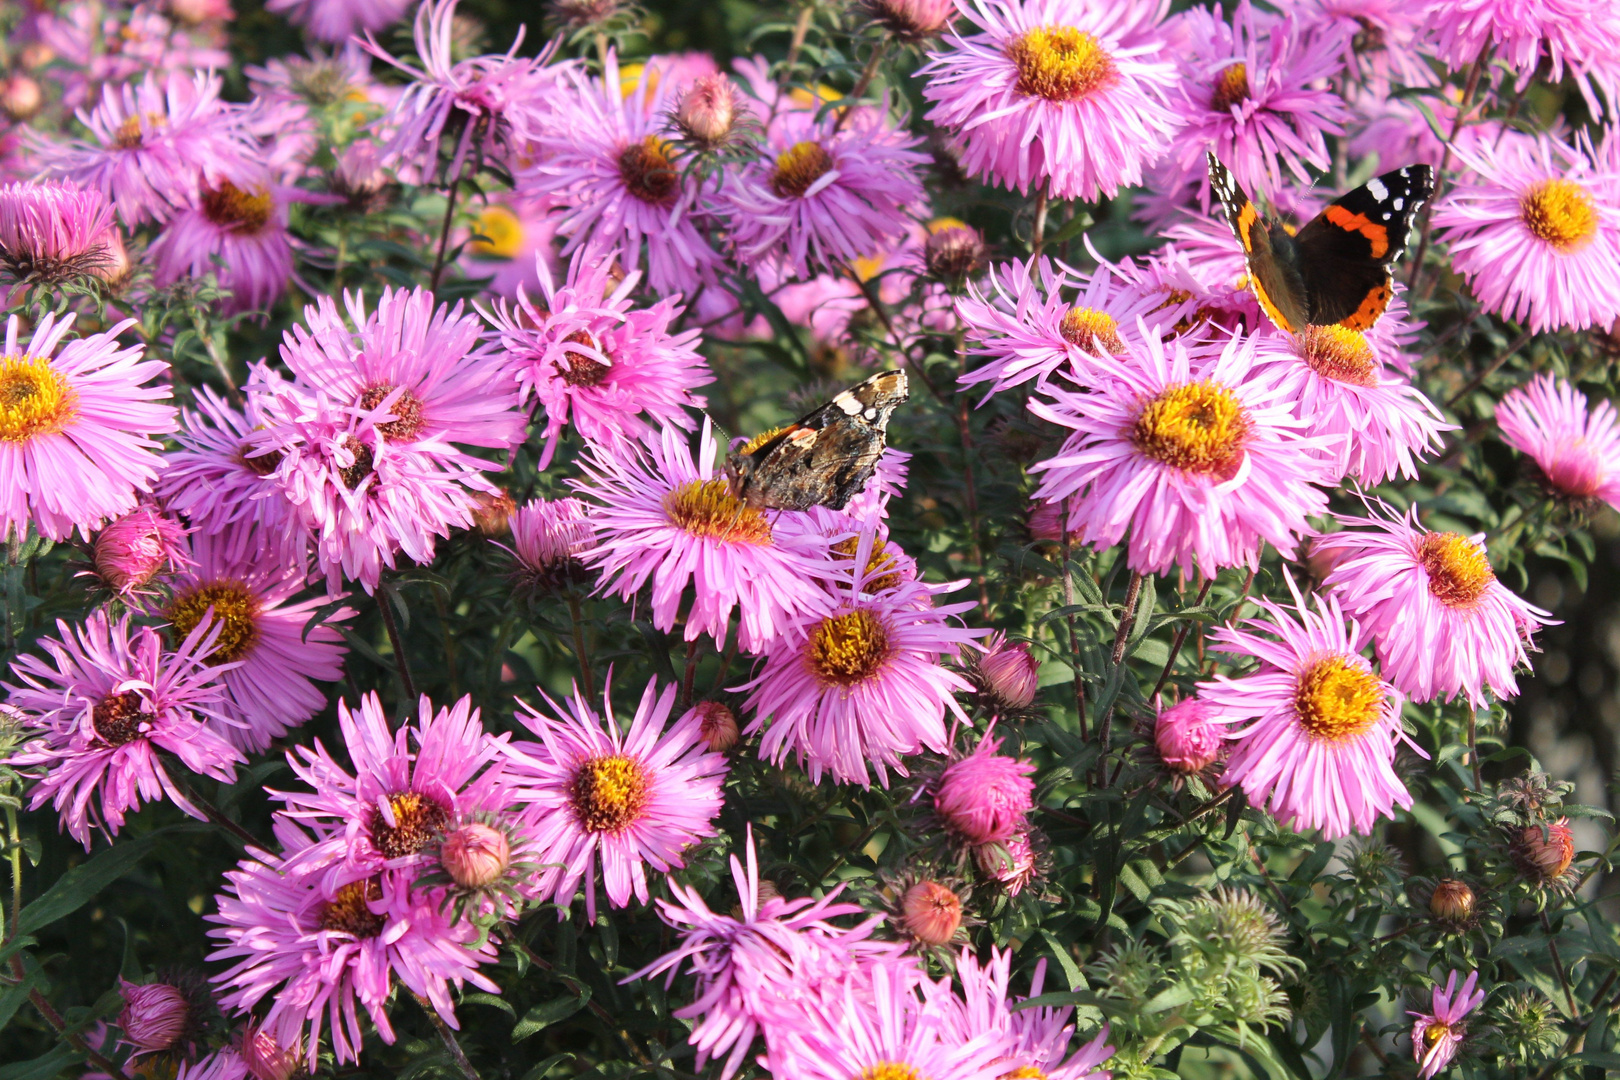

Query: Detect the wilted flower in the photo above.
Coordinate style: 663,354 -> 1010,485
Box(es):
90,507 -> 191,596
1410,969 -> 1485,1079
0,74 -> 42,121
974,830 -> 1039,896
934,733 -> 1035,845
1511,818 -> 1576,885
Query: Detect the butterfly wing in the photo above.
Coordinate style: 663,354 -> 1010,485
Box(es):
1207,152 -> 1312,334
1293,164 -> 1434,329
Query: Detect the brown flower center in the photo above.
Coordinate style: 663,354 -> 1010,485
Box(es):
1131,380 -> 1252,478
1294,656 -> 1385,742
558,330 -> 610,387
1006,26 -> 1116,102
318,878 -> 386,938
1298,324 -> 1378,386
369,791 -> 451,859
618,135 -> 679,206
571,754 -> 650,833
806,609 -> 890,685
1059,306 -> 1125,355
338,436 -> 374,490
663,479 -> 774,544
1212,62 -> 1250,110
772,141 -> 836,199
166,580 -> 262,662
0,354 -> 75,442
1520,178 -> 1599,252
92,690 -> 151,746
237,441 -> 283,477
201,181 -> 273,235
358,385 -> 426,442
1418,531 -> 1496,609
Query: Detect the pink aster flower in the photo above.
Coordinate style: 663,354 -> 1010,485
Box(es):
1298,0 -> 1437,95
0,311 -> 176,543
5,611 -> 242,848
161,527 -> 349,754
934,948 -> 1115,1080
955,254 -> 1191,402
1497,374 -> 1620,509
1199,577 -> 1419,840
1314,505 -> 1554,707
1153,696 -> 1229,774
1248,322 -> 1449,485
118,978 -> 191,1054
1029,327 -> 1332,579
268,0 -> 412,43
975,830 -> 1039,896
627,827 -> 908,1080
720,96 -> 927,280
1421,0 -> 1620,119
1164,1 -> 1350,204
572,419 -> 838,652
1409,969 -> 1485,1079
0,180 -> 116,285
90,506 -> 192,597
740,535 -> 986,787
520,51 -> 723,296
176,1049 -> 250,1080
484,249 -> 711,468
33,70 -> 256,226
934,733 -> 1036,845
147,177 -> 294,315
1431,131 -> 1620,334
503,677 -> 727,921
208,820 -> 500,1068
501,496 -> 593,586
919,0 -> 1181,201
157,381 -> 306,566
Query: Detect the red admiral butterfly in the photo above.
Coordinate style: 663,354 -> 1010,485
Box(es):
724,371 -> 909,511
1207,152 -> 1434,334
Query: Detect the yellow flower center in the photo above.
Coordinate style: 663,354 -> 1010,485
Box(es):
1059,306 -> 1125,355
618,135 -> 679,207
166,580 -> 262,662
1520,178 -> 1599,252
1212,62 -> 1250,110
1294,655 -> 1385,742
201,181 -> 273,234
369,791 -> 450,859
112,111 -> 164,149
856,1065 -> 922,1080
831,535 -> 903,592
1421,1021 -> 1452,1051
0,354 -> 75,442
92,690 -> 150,747
806,609 -> 891,685
319,878 -> 385,938
1131,380 -> 1252,478
358,384 -> 426,442
1298,324 -> 1378,387
1006,27 -> 1116,102
772,141 -> 835,199
1001,1068 -> 1047,1080
470,205 -> 523,259
663,479 -> 774,544
571,754 -> 650,833
1419,531 -> 1495,609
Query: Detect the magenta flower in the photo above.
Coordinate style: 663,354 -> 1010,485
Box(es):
975,632 -> 1040,710
503,677 -> 728,921
721,96 -> 927,280
933,948 -> 1114,1080
741,538 -> 986,788
1300,0 -> 1437,96
500,496 -> 594,585
0,311 -> 176,543
1030,327 -> 1332,579
1497,374 -> 1620,509
934,733 -> 1035,845
1153,696 -> 1229,774
0,180 -> 116,284
176,1048 -> 250,1080
163,526 -> 349,754
267,0 -> 412,43
1431,131 -> 1620,334
520,51 -> 723,296
919,0 -> 1181,201
627,827 -> 908,1080
1409,969 -> 1485,1079
1314,503 -> 1554,707
148,179 -> 294,315
956,254 -> 1189,402
208,821 -> 500,1068
572,419 -> 839,652
484,249 -> 712,468
1199,578 -> 1420,839
975,830 -> 1039,896
118,978 -> 191,1054
33,70 -> 255,226
273,690 -> 513,888
1249,322 -> 1449,485
1421,0 -> 1620,119
1164,1 -> 1350,203
5,611 -> 242,848
157,381 -> 306,567
90,506 -> 191,597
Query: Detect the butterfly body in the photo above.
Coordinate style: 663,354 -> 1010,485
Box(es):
1207,153 -> 1434,333
724,371 -> 909,511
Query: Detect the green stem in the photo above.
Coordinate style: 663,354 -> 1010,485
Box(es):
565,591 -> 597,700
1408,50 -> 1491,296
830,38 -> 890,135
1151,578 -> 1213,700
413,992 -> 481,1080
377,590 -> 417,700
1447,326 -> 1534,409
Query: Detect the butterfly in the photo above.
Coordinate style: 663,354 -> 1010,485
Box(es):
724,370 -> 909,511
1207,152 -> 1434,334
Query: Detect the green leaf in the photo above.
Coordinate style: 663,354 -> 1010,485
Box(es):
520,1053 -> 576,1080
0,1044 -> 78,1080
1142,983 -> 1194,1015
0,835 -> 158,963
512,988 -> 592,1042
463,992 -> 515,1018
0,954 -> 46,1033
1041,928 -> 1086,991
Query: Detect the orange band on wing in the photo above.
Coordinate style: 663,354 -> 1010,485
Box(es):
1236,202 -> 1259,251
1337,282 -> 1391,331
1250,276 -> 1297,334
1324,205 -> 1390,258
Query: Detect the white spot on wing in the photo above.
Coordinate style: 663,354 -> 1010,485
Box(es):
1366,178 -> 1388,200
1392,197 -> 1404,210
832,393 -> 862,415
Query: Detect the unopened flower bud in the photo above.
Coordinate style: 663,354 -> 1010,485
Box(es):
472,489 -> 516,537
332,140 -> 389,209
935,735 -> 1035,845
91,229 -> 132,287
978,633 -> 1039,710
441,822 -> 510,888
924,225 -> 985,283
1154,697 -> 1225,774
242,1018 -> 301,1080
0,75 -> 42,122
900,880 -> 963,946
92,507 -> 189,596
693,701 -> 739,752
118,979 -> 189,1052
675,75 -> 741,152
975,831 -> 1038,896
547,0 -> 623,30
18,44 -> 53,72
1430,878 -> 1476,924
167,0 -> 233,24
1511,819 -> 1575,884
859,0 -> 955,41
